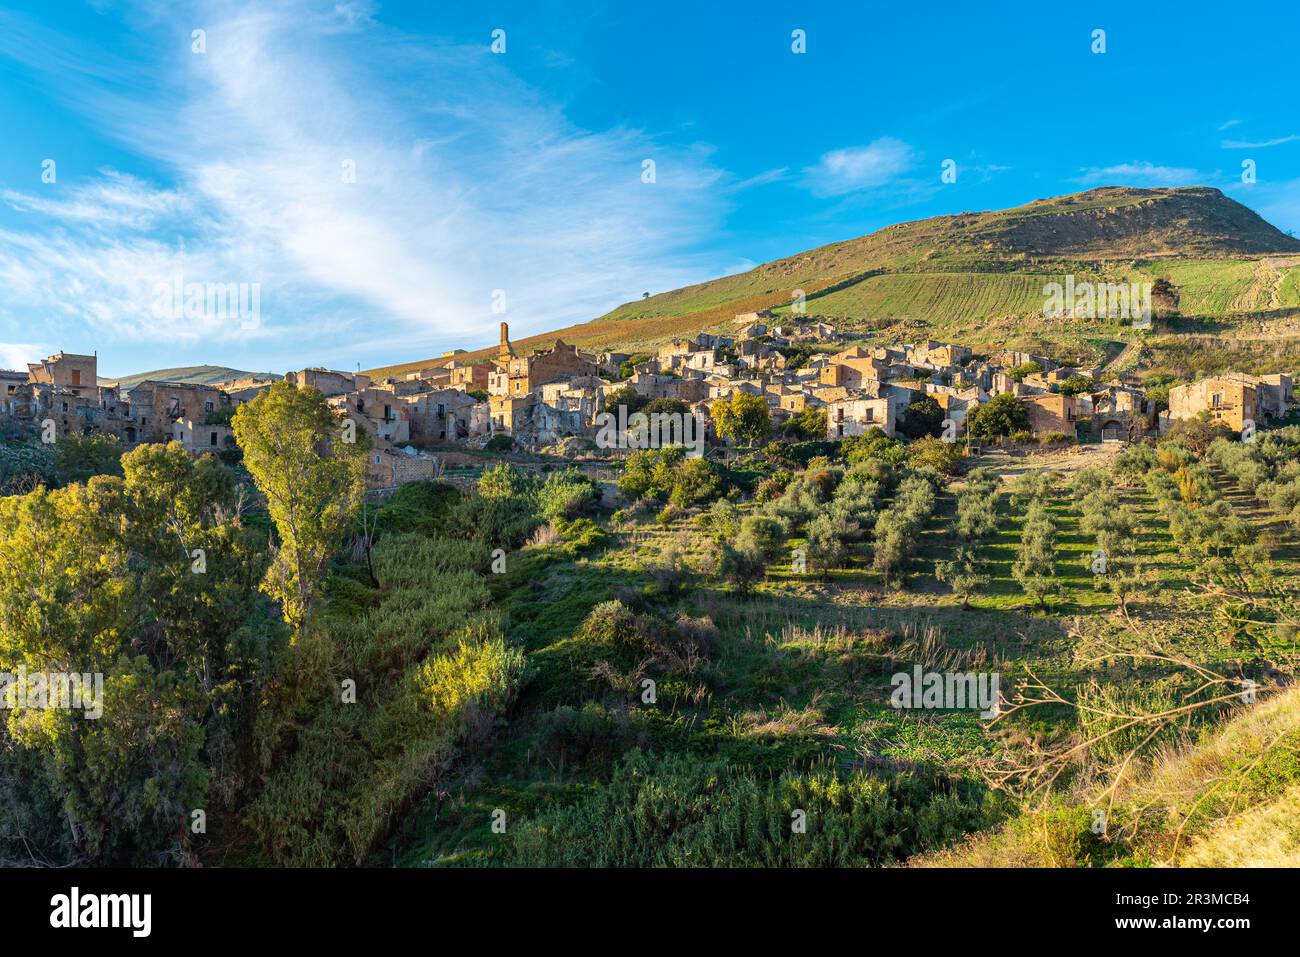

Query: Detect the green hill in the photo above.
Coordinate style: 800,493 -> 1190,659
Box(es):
102,365 -> 280,393
367,186 -> 1300,380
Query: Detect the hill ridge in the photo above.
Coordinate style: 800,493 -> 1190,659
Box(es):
364,185 -> 1300,379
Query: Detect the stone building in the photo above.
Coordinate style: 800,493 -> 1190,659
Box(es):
286,368 -> 369,398
171,417 -> 235,454
27,352 -> 98,397
1167,377 -> 1258,432
402,388 -> 486,444
447,362 -> 490,392
491,324 -> 598,398
826,396 -> 896,438
365,446 -> 440,490
1023,393 -> 1092,435
327,388 -> 410,445
128,380 -> 230,443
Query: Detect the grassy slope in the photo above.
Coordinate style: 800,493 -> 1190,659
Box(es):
366,186 -> 1300,380
388,444 -> 1300,867
917,687 -> 1300,867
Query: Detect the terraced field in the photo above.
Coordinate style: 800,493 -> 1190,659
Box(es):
769,271 -> 1072,324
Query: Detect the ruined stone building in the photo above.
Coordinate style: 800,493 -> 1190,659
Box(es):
128,381 -> 230,444
489,323 -> 598,398
827,396 -> 896,438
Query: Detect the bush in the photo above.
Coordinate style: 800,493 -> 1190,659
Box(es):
719,541 -> 767,593
841,428 -> 905,466
656,503 -> 683,526
485,434 -> 514,453
0,442 -> 55,493
373,480 -> 459,537
53,434 -> 124,485
906,435 -> 962,474
618,447 -> 724,507
496,751 -> 1001,867
449,492 -> 540,549
537,468 -> 601,521
737,514 -> 787,561
534,704 -> 649,767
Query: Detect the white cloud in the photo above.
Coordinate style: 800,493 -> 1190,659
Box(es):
802,138 -> 914,197
1222,134 -> 1300,150
2,171 -> 188,231
1076,161 -> 1205,186
0,2 -> 733,370
0,343 -> 46,371
730,167 -> 789,191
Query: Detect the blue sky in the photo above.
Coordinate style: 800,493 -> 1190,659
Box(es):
1,0 -> 1297,377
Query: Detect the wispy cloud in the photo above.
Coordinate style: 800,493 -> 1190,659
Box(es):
802,137 -> 915,197
2,171 -> 187,231
1222,134 -> 1299,150
1075,161 -> 1206,187
1218,119 -> 1243,131
0,1 -> 734,369
730,167 -> 789,191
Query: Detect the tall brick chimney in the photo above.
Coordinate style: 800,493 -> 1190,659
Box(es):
499,321 -> 513,358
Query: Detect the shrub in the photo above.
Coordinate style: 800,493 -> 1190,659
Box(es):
907,435 -> 962,474
496,751 -> 1001,867
805,513 -> 852,574
841,428 -> 905,466
537,468 -> 601,521
656,503 -> 683,526
618,447 -> 724,507
737,514 -> 788,561
373,480 -> 459,536
449,492 -> 540,549
719,541 -> 767,593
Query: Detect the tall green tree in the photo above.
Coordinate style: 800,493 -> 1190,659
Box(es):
0,444 -> 266,864
232,382 -> 368,631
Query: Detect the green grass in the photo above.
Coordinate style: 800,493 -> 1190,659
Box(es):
382,445 -> 1300,868
771,272 -> 1070,325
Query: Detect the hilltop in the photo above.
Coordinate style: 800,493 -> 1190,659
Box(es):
101,365 -> 281,393
366,186 -> 1300,380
